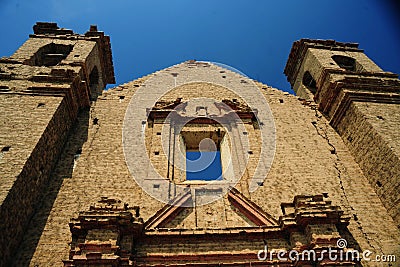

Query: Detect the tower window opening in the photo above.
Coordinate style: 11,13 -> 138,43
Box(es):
89,67 -> 99,87
302,71 -> 317,94
27,43 -> 73,66
332,55 -> 356,71
89,66 -> 100,99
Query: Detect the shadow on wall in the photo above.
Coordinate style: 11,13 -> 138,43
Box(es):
11,108 -> 90,266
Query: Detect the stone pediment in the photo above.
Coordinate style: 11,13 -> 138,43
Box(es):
144,187 -> 278,230
147,97 -> 257,122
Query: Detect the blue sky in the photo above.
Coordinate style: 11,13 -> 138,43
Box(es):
0,0 -> 399,93
186,151 -> 222,181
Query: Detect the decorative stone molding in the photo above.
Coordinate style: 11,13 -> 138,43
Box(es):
63,197 -> 143,267
65,194 -> 358,266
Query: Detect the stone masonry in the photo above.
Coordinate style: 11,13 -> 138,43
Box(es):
284,39 -> 400,227
0,22 -> 114,266
0,24 -> 398,266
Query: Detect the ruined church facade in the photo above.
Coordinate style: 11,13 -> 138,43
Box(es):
0,23 -> 399,266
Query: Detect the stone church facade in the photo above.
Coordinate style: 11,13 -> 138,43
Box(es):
0,22 -> 399,266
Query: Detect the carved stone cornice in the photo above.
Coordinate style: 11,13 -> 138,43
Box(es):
63,197 -> 143,267
65,194 -> 357,266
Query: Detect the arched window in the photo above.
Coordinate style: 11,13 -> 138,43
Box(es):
27,43 -> 73,66
89,66 -> 99,87
332,55 -> 356,71
88,66 -> 100,99
302,71 -> 317,94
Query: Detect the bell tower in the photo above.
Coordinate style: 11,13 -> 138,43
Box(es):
0,22 -> 114,266
8,22 -> 115,101
284,39 -> 400,227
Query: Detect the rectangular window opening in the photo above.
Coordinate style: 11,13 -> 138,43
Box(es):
181,130 -> 225,181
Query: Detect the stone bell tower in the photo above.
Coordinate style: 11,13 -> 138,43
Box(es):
284,39 -> 400,227
0,22 -> 114,266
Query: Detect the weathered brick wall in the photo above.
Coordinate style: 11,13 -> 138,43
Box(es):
0,22 -> 115,266
335,101 -> 400,226
136,234 -> 286,262
285,39 -> 400,229
13,63 -> 400,266
13,78 -> 152,266
0,94 -> 73,267
252,84 -> 400,260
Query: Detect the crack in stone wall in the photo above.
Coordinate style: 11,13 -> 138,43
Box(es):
310,106 -> 381,253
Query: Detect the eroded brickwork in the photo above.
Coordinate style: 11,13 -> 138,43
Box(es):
335,101 -> 400,225
284,39 -> 400,228
0,22 -> 114,266
9,61 -> 399,266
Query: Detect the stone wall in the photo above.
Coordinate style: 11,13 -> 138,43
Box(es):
0,94 -> 71,266
13,77 -> 151,266
12,62 -> 400,266
0,22 -> 115,266
335,101 -> 400,226
284,39 -> 400,228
